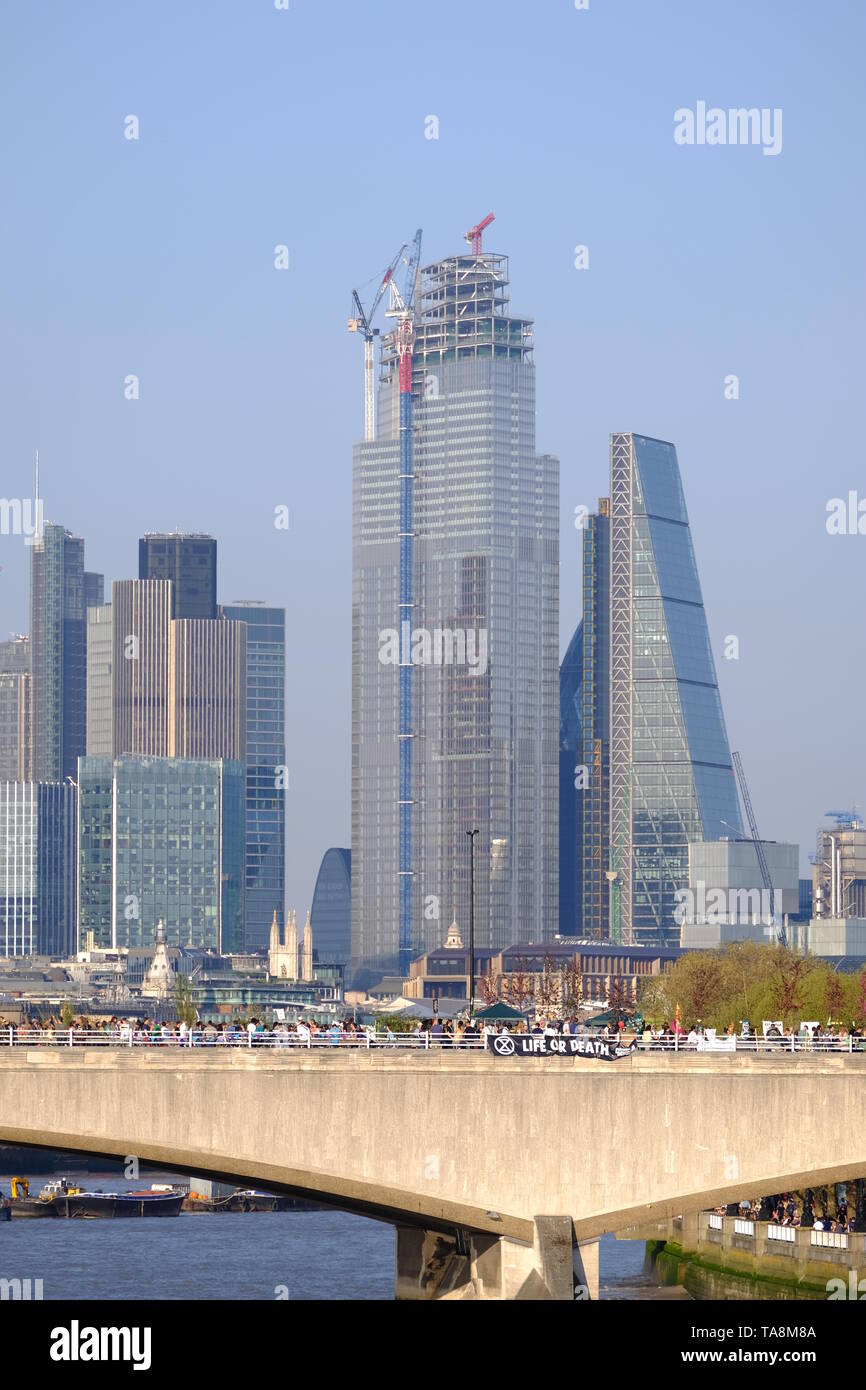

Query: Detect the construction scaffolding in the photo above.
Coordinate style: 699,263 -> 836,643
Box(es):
380,253 -> 533,382
581,500 -> 610,941
813,815 -> 866,919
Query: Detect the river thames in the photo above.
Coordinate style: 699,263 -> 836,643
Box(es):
0,1175 -> 655,1300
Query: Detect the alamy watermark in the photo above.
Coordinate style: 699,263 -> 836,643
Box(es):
0,497 -> 42,543
674,102 -> 782,157
1,1276 -> 43,1300
674,885 -> 783,926
378,622 -> 488,676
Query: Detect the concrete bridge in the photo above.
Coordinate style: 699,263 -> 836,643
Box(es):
2,1048 -> 865,1300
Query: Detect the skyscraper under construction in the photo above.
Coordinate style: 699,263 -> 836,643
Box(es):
351,225 -> 559,986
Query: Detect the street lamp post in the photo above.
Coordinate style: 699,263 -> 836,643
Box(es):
466,828 -> 478,1016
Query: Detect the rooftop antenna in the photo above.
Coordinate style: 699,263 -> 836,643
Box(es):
34,448 -> 42,540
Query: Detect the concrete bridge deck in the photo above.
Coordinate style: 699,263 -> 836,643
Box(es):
2,1049 -> 865,1298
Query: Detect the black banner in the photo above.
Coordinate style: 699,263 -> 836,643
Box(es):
485,1033 -> 627,1060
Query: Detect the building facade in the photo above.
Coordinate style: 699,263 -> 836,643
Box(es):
138,533 -> 217,619
222,602 -> 286,949
87,581 -> 246,763
77,755 -> 244,952
310,847 -> 351,966
608,433 -> 742,946
170,618 -> 246,760
404,931 -> 679,1007
110,579 -> 174,756
85,604 -> 113,756
0,780 -> 77,956
30,522 -> 102,780
559,499 -> 611,940
0,636 -> 32,780
351,238 -> 559,985
813,815 -> 866,920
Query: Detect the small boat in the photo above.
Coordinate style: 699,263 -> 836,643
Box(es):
183,1188 -> 301,1214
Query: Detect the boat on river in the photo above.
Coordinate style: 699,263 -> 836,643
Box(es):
8,1178 -> 184,1218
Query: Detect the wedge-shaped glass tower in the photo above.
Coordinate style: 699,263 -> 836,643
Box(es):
609,433 -> 742,944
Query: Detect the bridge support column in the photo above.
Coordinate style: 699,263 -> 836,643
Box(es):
395,1218 -> 598,1301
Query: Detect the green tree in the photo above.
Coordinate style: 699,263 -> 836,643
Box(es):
173,973 -> 197,1028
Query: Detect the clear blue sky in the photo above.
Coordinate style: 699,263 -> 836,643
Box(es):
1,0 -> 863,900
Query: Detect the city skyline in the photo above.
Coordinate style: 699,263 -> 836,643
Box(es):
1,2 -> 864,912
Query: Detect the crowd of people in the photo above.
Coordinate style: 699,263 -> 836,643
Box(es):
0,1012 -> 863,1051
0,1012 -> 621,1048
712,1190 -> 864,1234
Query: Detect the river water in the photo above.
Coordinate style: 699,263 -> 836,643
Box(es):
0,1175 -> 657,1300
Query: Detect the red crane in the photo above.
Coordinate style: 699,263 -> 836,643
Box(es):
465,211 -> 495,255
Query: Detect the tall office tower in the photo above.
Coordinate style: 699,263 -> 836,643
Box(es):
0,780 -> 77,956
78,755 -> 244,951
559,501 -> 611,940
85,604 -> 114,756
558,626 -> 582,936
29,522 -> 102,780
170,618 -> 246,760
351,236 -> 559,985
110,579 -> 174,755
84,571 -> 104,616
0,636 -> 32,780
89,581 -> 245,762
608,433 -> 742,945
139,533 -> 217,619
222,603 -> 286,950
310,847 -> 351,966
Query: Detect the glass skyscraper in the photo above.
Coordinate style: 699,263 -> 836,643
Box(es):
0,636 -> 31,780
77,755 -> 244,951
559,501 -> 611,939
222,603 -> 286,950
310,847 -> 351,966
139,533 -> 217,619
0,779 -> 77,956
30,522 -> 102,780
351,239 -> 559,985
609,432 -> 742,945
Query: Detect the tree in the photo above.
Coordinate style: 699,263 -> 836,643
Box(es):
478,970 -> 499,1006
825,972 -> 845,1025
770,949 -> 815,1029
537,956 -> 562,1019
606,977 -> 630,1025
173,973 -> 197,1028
561,959 -> 582,1016
60,1001 -> 75,1028
506,957 -> 533,1012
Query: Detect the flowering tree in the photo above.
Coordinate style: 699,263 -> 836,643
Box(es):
506,957 -> 533,1012
478,970 -> 499,1006
536,956 -> 562,1019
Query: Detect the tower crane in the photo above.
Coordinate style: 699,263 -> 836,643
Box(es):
348,242 -> 406,442
385,227 -> 423,975
465,211 -> 495,255
732,750 -> 784,946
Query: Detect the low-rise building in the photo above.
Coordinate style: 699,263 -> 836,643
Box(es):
402,919 -> 680,1007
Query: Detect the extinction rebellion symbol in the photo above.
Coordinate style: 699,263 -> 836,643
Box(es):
486,1034 -> 624,1061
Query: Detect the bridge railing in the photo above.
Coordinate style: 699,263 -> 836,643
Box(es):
0,1026 -> 488,1050
1,1026 -> 864,1054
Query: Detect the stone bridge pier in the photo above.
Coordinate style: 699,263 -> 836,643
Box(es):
395,1218 -> 599,1300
